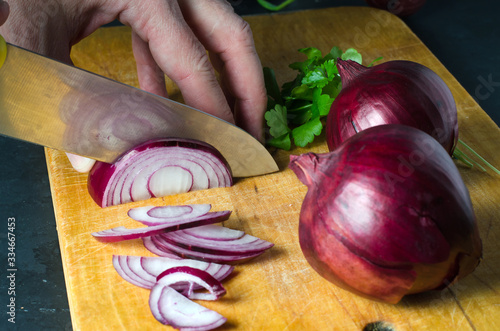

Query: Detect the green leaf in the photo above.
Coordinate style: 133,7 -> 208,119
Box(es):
341,48 -> 362,64
264,105 -> 290,138
302,68 -> 329,88
298,47 -> 323,61
288,108 -> 312,125
301,59 -> 338,89
281,74 -> 304,98
291,116 -> 323,147
322,59 -> 338,77
290,84 -> 313,101
330,46 -> 343,59
289,59 -> 314,74
263,67 -> 283,104
316,94 -> 334,117
368,56 -> 383,67
322,77 -> 342,99
323,46 -> 343,62
267,133 -> 292,150
310,88 -> 322,118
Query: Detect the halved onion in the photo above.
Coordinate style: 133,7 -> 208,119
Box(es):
91,210 -> 231,242
128,204 -> 212,226
156,266 -> 226,301
88,138 -> 233,207
112,255 -> 234,290
149,283 -> 227,330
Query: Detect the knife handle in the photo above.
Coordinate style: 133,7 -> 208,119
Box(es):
0,34 -> 6,69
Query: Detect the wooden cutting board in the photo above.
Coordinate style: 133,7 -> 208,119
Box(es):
45,7 -> 500,331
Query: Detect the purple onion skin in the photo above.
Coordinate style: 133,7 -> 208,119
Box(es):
364,0 -> 426,17
290,125 -> 482,304
88,138 -> 232,207
326,59 -> 458,155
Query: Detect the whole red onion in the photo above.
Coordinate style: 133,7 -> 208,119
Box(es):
365,0 -> 426,17
326,59 -> 458,155
290,124 -> 482,304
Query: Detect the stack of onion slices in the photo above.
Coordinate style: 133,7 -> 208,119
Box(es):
93,204 -> 274,329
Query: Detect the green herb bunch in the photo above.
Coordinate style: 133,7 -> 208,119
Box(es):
264,47 -> 367,150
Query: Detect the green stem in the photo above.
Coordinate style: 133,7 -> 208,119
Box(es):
288,103 -> 312,113
453,148 -> 482,170
256,0 -> 296,11
455,139 -> 500,175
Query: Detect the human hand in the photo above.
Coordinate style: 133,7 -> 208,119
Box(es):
0,0 -> 266,172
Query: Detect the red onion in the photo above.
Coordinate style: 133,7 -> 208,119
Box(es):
143,236 -> 184,259
88,138 -> 233,207
144,224 -> 274,263
149,283 -> 226,330
112,255 -> 234,290
364,0 -> 426,17
326,59 -> 458,155
91,210 -> 231,242
289,124 -> 482,304
98,202 -> 274,328
128,204 -> 212,226
156,266 -> 227,301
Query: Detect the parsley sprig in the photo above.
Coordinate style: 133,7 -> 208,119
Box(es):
264,47 -> 363,150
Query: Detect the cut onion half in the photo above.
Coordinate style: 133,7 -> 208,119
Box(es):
128,204 -> 212,226
156,266 -> 226,301
91,210 -> 231,243
88,138 -> 233,207
112,255 -> 234,290
149,283 -> 227,330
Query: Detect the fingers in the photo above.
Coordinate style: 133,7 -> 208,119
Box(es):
0,1 -> 9,26
131,31 -> 168,97
120,1 -> 234,124
177,0 -> 267,141
120,0 -> 266,140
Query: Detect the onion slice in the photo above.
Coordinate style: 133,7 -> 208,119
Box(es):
143,236 -> 182,259
156,266 -> 226,301
91,210 -> 231,242
149,283 -> 227,330
112,255 -> 234,290
128,204 -> 212,226
160,225 -> 274,255
144,225 -> 274,263
88,138 -> 233,207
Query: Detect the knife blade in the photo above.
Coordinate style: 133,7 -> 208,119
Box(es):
0,36 -> 278,177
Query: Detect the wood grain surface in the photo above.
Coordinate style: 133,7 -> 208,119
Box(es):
45,7 -> 500,331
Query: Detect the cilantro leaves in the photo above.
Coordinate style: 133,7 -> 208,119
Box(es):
264,47 -> 363,150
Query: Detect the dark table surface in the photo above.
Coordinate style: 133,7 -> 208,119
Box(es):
1,1 -> 499,330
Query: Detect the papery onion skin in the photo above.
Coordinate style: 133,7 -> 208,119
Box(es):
364,0 -> 426,17
290,125 -> 482,304
88,138 -> 233,207
326,59 -> 458,155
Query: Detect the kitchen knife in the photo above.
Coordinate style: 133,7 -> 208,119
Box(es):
0,35 -> 278,177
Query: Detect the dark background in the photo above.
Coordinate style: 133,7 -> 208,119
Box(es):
1,1 -> 499,330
